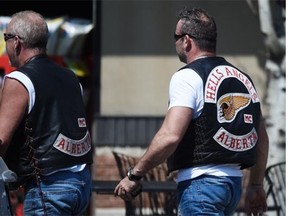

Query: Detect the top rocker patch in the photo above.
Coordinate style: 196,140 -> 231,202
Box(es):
205,65 -> 259,104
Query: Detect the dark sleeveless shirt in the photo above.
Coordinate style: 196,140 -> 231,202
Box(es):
4,55 -> 93,184
167,57 -> 260,173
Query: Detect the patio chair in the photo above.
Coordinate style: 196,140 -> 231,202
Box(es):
112,150 -> 177,216
235,161 -> 286,216
264,161 -> 286,216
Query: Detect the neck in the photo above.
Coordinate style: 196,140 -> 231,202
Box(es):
187,51 -> 215,64
19,50 -> 46,67
24,53 -> 46,64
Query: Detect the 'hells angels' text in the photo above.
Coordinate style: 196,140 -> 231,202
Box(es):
205,65 -> 259,103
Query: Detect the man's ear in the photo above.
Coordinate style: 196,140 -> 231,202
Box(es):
14,39 -> 21,55
184,35 -> 192,51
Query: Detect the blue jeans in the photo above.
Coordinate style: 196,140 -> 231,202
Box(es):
23,166 -> 91,216
177,175 -> 242,216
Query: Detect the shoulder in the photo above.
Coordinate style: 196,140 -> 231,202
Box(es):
175,67 -> 201,76
5,71 -> 28,79
4,71 -> 34,91
171,68 -> 202,85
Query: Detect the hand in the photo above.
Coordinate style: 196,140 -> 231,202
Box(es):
244,185 -> 267,216
114,177 -> 142,201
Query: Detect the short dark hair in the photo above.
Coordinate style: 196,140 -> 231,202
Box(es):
176,7 -> 217,52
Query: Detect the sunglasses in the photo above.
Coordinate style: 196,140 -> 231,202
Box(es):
3,33 -> 21,42
174,33 -> 196,41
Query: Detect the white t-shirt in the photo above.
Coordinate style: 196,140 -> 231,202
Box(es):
4,71 -> 85,174
168,68 -> 242,183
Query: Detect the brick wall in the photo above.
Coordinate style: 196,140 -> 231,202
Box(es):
91,151 -> 124,208
91,147 -> 146,210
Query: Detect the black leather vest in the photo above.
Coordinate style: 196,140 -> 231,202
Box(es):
167,57 -> 260,173
4,55 -> 93,184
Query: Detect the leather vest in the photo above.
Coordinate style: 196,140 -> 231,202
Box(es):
4,55 -> 93,184
167,57 -> 260,173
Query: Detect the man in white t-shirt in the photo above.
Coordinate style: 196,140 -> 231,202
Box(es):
114,7 -> 269,216
1,10 -> 93,215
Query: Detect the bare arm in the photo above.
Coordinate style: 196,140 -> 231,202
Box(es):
133,106 -> 193,176
248,113 -> 269,185
244,113 -> 269,214
0,78 -> 29,156
114,106 -> 193,198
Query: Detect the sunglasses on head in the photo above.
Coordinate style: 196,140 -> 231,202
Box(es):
3,33 -> 21,42
174,33 -> 196,41
174,33 -> 185,41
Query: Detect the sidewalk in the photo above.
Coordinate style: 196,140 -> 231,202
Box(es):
93,208 -> 125,216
